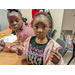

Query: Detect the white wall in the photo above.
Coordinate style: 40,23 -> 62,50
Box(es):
49,9 -> 64,40
19,9 -> 64,40
62,9 -> 75,31
0,9 -> 9,31
19,9 -> 32,24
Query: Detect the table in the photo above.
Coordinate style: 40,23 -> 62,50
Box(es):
0,28 -> 27,65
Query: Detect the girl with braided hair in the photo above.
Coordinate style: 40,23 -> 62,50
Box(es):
0,9 -> 35,52
16,12 -> 64,65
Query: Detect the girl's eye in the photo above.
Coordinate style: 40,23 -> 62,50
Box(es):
35,26 -> 38,28
43,26 -> 46,29
16,20 -> 19,22
10,21 -> 13,23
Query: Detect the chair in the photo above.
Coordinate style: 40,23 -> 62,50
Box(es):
61,30 -> 74,65
56,38 -> 67,57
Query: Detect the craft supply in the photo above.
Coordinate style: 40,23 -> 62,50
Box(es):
0,46 -> 3,51
0,34 -> 17,43
18,41 -> 54,56
0,33 -> 5,37
22,49 -> 49,56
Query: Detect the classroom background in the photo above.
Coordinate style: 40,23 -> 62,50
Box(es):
0,9 -> 75,65
1,9 -> 75,40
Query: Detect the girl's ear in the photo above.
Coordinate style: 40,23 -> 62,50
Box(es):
49,25 -> 51,30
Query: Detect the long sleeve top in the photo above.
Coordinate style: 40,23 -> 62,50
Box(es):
4,22 -> 35,52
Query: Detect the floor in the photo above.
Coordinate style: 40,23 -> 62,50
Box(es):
60,32 -> 75,65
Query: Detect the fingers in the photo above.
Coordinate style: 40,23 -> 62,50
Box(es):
16,47 -> 23,56
0,40 -> 5,47
50,50 -> 61,64
50,50 -> 61,57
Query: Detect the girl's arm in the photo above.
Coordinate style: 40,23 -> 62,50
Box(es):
4,44 -> 20,52
16,36 -> 31,59
0,39 -> 20,52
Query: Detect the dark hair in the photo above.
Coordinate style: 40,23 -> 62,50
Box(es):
44,10 -> 53,29
33,12 -> 52,26
32,11 -> 53,38
7,9 -> 28,31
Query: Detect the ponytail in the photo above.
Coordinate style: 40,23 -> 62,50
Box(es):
22,17 -> 28,25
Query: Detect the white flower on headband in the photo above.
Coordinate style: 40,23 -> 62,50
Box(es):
44,9 -> 49,13
39,10 -> 43,12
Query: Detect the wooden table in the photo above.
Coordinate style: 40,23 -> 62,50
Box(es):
0,28 -> 27,65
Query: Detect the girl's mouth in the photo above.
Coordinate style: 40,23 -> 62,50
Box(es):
13,25 -> 18,30
37,33 -> 43,37
14,27 -> 18,30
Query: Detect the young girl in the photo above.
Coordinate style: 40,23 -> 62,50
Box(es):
16,12 -> 64,65
0,9 -> 35,52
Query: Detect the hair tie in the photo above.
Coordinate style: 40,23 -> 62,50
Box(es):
39,10 -> 43,12
23,18 -> 28,25
7,9 -> 19,12
19,23 -> 23,31
44,9 -> 49,13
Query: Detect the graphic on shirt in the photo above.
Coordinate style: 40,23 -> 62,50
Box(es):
28,43 -> 44,65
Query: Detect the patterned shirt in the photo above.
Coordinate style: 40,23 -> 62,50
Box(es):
28,36 -> 49,65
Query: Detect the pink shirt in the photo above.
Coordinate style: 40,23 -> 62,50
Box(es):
5,22 -> 35,52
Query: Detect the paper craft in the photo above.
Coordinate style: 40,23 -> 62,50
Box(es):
0,34 -> 17,43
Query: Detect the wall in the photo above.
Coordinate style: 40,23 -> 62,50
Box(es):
0,9 -> 9,31
19,9 -> 64,40
19,9 -> 32,24
62,9 -> 75,32
49,9 -> 64,40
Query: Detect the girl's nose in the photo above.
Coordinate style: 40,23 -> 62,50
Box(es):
13,21 -> 17,25
38,28 -> 42,32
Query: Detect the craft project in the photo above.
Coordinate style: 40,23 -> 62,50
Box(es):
0,34 -> 17,43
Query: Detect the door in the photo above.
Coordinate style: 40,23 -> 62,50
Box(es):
62,9 -> 75,31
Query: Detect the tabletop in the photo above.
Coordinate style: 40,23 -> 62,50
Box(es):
0,28 -> 27,65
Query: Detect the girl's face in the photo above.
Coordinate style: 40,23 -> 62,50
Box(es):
7,12 -> 23,32
33,15 -> 51,39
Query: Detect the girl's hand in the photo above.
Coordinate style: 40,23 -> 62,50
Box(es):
50,50 -> 61,64
0,40 -> 5,47
16,46 -> 23,56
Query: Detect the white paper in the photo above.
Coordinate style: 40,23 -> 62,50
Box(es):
0,34 -> 17,43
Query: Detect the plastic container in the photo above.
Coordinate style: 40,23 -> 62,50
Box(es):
66,35 -> 72,47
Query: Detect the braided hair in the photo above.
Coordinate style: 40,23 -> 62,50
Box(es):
32,11 -> 53,38
7,9 -> 28,31
32,12 -> 52,26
